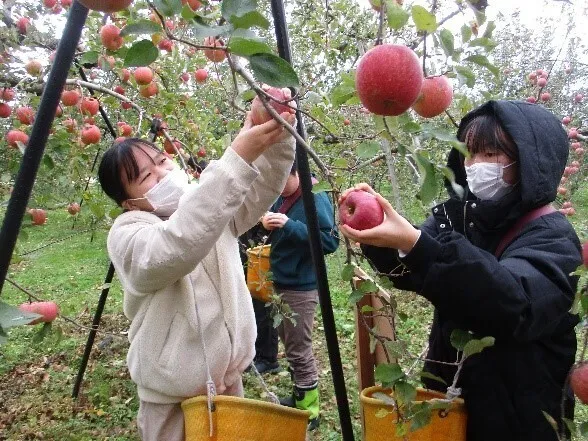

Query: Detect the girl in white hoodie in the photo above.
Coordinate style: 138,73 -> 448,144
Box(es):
97,111 -> 296,441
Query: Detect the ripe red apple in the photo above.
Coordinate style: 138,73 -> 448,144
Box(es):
568,128 -> 578,139
197,147 -> 206,157
77,0 -> 132,12
100,24 -> 123,51
134,67 -> 153,85
356,44 -> 423,116
81,97 -> 100,116
536,77 -> 547,88
412,75 -> 453,118
114,85 -> 125,95
158,39 -> 173,52
119,68 -> 131,83
51,2 -> 63,13
98,55 -> 116,70
338,190 -> 385,231
575,94 -> 584,103
528,72 -> 537,83
61,89 -> 80,107
55,105 -> 63,118
250,87 -> 294,126
164,138 -> 181,154
122,101 -> 132,110
16,106 -> 35,125
63,118 -> 77,133
118,122 -> 133,136
139,82 -> 158,98
0,102 -> 11,118
540,92 -> 551,102
195,68 -> 208,83
571,362 -> 588,404
43,0 -> 57,8
62,0 -> 72,7
67,202 -> 81,215
6,130 -> 29,148
583,241 -> 588,268
16,17 -> 30,34
29,208 -> 47,226
81,124 -> 101,145
203,36 -> 226,62
180,72 -> 190,83
1,87 -> 15,101
25,60 -> 42,76
343,118 -> 351,126
526,96 -> 537,103
562,116 -> 571,125
182,0 -> 202,10
19,301 -> 59,324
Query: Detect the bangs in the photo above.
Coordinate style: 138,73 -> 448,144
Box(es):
117,138 -> 161,184
459,114 -> 518,160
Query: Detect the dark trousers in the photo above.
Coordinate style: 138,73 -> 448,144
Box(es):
252,297 -> 279,363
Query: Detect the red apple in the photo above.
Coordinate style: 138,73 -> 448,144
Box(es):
339,190 -> 385,231
537,77 -> 547,88
528,72 -> 537,83
568,128 -> 578,139
194,68 -> 208,83
6,130 -> 29,148
540,92 -> 551,102
16,17 -> 30,34
81,124 -> 101,145
139,82 -> 158,98
55,105 -> 63,118
98,55 -> 116,70
67,202 -> 81,215
29,208 -> 47,225
158,39 -> 173,52
114,85 -> 125,95
77,0 -> 132,12
182,0 -> 202,10
119,68 -> 131,83
81,97 -> 100,116
356,44 -> 423,116
100,24 -> 123,51
197,147 -> 206,157
61,0 -> 72,7
118,122 -> 133,136
61,89 -> 80,107
19,301 -> 59,324
412,75 -> 453,118
63,118 -> 77,133
583,241 -> 588,268
343,119 -> 351,126
122,101 -> 132,110
571,362 -> 588,404
16,106 -> 35,125
25,60 -> 42,76
134,67 -> 153,85
250,87 -> 294,126
1,88 -> 15,101
562,116 -> 571,125
203,36 -> 226,62
163,138 -> 181,155
575,94 -> 584,103
526,96 -> 537,104
0,103 -> 11,118
180,72 -> 190,83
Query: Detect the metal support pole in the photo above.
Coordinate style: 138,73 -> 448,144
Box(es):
269,1 -> 355,439
72,262 -> 115,398
0,1 -> 89,295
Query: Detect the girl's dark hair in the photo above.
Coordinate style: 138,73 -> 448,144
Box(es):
98,138 -> 162,206
458,113 -> 518,161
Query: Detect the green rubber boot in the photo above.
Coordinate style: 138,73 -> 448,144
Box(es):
294,384 -> 320,431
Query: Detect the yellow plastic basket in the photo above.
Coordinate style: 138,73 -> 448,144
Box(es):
182,395 -> 310,441
361,386 -> 467,441
246,244 -> 273,303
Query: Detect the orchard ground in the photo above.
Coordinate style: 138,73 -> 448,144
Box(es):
1,181 -> 587,440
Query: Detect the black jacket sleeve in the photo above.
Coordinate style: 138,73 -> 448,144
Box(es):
401,214 -> 580,341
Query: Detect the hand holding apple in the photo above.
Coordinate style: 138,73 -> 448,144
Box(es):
339,184 -> 420,253
231,111 -> 296,164
250,86 -> 296,126
262,212 -> 288,230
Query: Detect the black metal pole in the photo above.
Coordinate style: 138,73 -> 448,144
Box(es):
72,262 -> 115,398
0,0 -> 89,296
269,1 -> 355,439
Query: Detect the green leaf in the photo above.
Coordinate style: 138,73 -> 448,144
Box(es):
420,371 -> 447,386
358,279 -> 378,294
580,421 -> 588,436
361,305 -> 376,313
482,20 -> 495,39
562,418 -> 576,437
357,141 -> 381,159
461,24 -> 472,43
386,2 -> 409,31
372,391 -> 395,406
124,40 -> 159,67
311,181 -> 332,194
0,301 -> 41,329
464,54 -> 499,77
414,151 -> 438,206
375,363 -> 405,387
411,5 -> 437,33
331,72 -> 356,107
43,154 -> 55,170
394,381 -> 417,405
230,11 -> 269,29
341,264 -> 355,282
153,0 -> 182,17
191,21 -> 233,39
455,66 -> 476,88
248,53 -> 299,88
120,20 -> 162,37
333,158 -> 348,168
374,408 -> 391,418
349,289 -> 364,304
463,336 -> 495,357
469,37 -> 497,51
79,51 -> 99,65
450,329 -> 473,351
439,29 -> 454,56
228,37 -> 272,57
410,403 -> 432,431
32,322 -> 52,343
221,0 -> 257,20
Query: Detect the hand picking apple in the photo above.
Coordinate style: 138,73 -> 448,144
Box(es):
250,86 -> 296,126
338,183 -> 420,254
261,212 -> 289,231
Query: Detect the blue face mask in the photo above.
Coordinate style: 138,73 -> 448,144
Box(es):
464,161 -> 517,201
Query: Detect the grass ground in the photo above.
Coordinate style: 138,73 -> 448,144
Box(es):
0,189 -> 587,440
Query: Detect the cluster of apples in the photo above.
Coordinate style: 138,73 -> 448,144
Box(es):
525,69 -> 551,103
355,44 -> 453,119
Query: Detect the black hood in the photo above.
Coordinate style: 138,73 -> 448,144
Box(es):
447,100 -> 569,212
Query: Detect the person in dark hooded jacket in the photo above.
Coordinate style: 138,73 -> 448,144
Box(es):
339,100 -> 581,441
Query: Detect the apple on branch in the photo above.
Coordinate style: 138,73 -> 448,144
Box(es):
250,87 -> 295,126
19,301 -> 59,325
411,75 -> 453,118
338,190 -> 384,231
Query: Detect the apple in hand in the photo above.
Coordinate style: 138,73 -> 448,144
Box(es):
19,301 -> 59,324
339,190 -> 384,231
250,87 -> 295,126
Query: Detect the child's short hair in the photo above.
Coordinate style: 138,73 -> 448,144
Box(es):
98,138 -> 161,206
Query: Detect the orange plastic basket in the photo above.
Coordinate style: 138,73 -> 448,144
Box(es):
182,394 -> 310,441
246,245 -> 273,302
360,386 -> 467,441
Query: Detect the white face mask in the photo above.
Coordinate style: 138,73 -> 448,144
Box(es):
128,167 -> 192,217
465,161 -> 517,201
